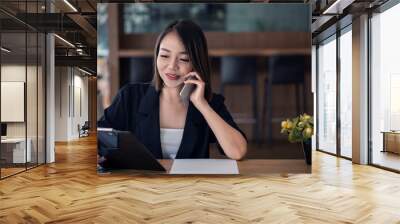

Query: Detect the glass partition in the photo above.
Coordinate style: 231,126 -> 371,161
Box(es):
123,3 -> 310,33
0,1 -> 46,179
370,3 -> 400,171
27,30 -> 38,169
97,3 -> 109,119
37,32 -> 45,165
1,31 -> 28,177
339,27 -> 352,158
317,35 -> 337,154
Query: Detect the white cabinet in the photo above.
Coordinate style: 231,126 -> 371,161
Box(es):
1,138 -> 32,163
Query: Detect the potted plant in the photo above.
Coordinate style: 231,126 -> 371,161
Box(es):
281,113 -> 313,165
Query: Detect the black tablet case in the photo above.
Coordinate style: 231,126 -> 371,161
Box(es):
98,130 -> 166,171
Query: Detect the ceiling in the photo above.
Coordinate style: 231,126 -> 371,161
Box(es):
310,0 -> 390,41
0,0 -> 97,73
0,0 -> 393,74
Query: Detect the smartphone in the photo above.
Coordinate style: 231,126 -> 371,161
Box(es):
179,76 -> 197,101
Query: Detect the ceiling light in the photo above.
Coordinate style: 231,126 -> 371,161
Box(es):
1,47 -> 11,53
54,34 -> 75,48
322,0 -> 354,15
78,67 -> 93,76
63,0 -> 78,12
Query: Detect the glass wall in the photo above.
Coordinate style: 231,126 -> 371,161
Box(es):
123,3 -> 310,33
317,35 -> 337,154
97,3 -> 109,119
0,1 -> 46,179
38,32 -> 45,165
27,30 -> 38,170
316,24 -> 353,159
1,32 -> 28,177
339,27 -> 352,158
370,2 -> 400,171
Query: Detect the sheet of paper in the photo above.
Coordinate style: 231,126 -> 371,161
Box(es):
169,159 -> 239,174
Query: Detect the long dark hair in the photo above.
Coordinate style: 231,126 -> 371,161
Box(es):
152,19 -> 212,101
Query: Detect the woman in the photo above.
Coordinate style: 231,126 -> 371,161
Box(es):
98,20 -> 247,160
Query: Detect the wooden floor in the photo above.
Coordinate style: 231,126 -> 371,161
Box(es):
1,135 -> 400,223
372,151 -> 400,171
0,167 -> 26,178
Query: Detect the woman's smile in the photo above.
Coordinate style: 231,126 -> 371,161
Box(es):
165,72 -> 180,80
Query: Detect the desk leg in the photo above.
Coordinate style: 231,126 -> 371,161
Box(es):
382,133 -> 386,153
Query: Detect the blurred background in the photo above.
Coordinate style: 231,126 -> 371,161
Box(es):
97,3 -> 312,159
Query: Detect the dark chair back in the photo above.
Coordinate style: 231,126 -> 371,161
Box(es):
268,55 -> 305,84
121,57 -> 154,84
82,121 -> 90,130
263,55 -> 307,142
220,56 -> 258,85
220,56 -> 259,141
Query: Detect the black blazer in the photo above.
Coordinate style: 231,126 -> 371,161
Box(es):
98,83 -> 246,159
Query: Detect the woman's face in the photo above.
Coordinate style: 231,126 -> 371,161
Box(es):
156,31 -> 193,88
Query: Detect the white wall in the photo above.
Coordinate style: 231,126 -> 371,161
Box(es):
1,65 -> 26,137
54,67 -> 89,141
1,65 -> 38,137
73,73 -> 89,138
55,67 -> 69,141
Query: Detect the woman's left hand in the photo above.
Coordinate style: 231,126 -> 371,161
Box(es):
183,72 -> 208,109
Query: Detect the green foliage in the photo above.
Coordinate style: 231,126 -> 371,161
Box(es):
281,113 -> 314,143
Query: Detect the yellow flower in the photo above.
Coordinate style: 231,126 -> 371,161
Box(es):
286,121 -> 293,129
303,127 -> 313,138
303,114 -> 311,121
281,121 -> 288,129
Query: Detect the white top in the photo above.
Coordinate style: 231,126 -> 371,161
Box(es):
160,128 -> 184,159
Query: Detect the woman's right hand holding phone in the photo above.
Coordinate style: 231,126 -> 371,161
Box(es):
182,72 -> 207,110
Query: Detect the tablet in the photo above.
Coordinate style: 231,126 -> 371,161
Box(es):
97,128 -> 166,172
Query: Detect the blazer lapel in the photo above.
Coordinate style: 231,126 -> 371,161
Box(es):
136,86 -> 163,158
175,101 -> 203,158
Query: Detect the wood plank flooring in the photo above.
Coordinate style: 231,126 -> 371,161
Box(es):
372,151 -> 400,171
1,135 -> 400,223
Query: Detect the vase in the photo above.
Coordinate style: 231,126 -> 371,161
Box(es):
301,139 -> 312,165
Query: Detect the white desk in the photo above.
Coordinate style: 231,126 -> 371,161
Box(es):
1,138 -> 31,163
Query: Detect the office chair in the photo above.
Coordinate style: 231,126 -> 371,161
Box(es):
120,57 -> 154,85
79,121 -> 90,138
262,55 -> 306,143
220,56 -> 259,142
